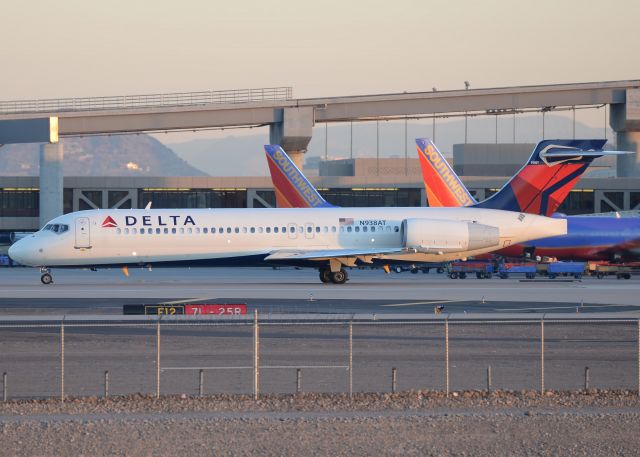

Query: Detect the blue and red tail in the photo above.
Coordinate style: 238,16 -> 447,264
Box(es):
264,145 -> 333,208
475,139 -> 608,216
417,138 -> 614,217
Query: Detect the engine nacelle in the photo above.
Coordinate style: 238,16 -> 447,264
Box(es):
402,218 -> 500,254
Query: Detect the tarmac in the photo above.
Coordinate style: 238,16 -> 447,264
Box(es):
0,267 -> 638,399
0,266 -> 639,315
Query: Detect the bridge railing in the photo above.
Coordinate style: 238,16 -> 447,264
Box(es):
0,87 -> 293,115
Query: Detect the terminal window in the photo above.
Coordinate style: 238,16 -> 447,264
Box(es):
0,189 -> 39,217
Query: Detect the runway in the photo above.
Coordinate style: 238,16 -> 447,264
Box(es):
0,267 -> 639,315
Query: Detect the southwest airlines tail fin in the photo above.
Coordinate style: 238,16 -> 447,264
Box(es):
416,138 -> 477,207
264,145 -> 334,208
417,138 -> 624,217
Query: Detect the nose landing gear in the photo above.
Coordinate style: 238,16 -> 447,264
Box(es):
40,267 -> 53,285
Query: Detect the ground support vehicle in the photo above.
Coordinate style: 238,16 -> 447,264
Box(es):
448,261 -> 494,279
498,263 -> 537,279
392,263 -> 447,274
589,262 -> 635,279
546,261 -> 586,279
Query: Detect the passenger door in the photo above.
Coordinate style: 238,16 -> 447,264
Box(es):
74,217 -> 91,248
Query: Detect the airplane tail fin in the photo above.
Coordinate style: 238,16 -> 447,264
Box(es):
264,145 -> 333,208
475,139 -> 616,217
415,138 -> 476,207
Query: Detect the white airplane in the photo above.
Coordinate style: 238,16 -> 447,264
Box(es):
9,204 -> 565,285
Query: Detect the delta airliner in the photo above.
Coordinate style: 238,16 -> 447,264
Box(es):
9,204 -> 565,284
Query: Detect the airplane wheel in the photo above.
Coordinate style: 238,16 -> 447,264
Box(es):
319,269 -> 332,283
437,267 -> 445,274
449,272 -> 458,279
330,269 -> 348,284
41,273 -> 53,285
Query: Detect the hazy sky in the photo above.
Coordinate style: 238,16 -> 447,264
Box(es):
2,0 -> 639,101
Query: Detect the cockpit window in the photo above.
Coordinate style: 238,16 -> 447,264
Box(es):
43,223 -> 69,234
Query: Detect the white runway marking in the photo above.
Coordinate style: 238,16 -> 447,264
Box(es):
495,303 -> 640,312
381,300 -> 461,307
160,298 -> 209,305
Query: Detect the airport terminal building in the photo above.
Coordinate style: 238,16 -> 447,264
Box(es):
1,143 -> 638,235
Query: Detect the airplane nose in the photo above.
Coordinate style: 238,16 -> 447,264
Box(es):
8,242 -> 22,265
8,239 -> 34,266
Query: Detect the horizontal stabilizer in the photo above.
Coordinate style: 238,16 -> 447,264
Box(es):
540,150 -> 631,158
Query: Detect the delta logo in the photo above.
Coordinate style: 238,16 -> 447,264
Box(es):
101,216 -> 118,228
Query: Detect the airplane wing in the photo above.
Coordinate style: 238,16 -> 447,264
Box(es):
264,247 -> 405,262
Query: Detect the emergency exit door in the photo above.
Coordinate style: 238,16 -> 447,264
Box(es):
74,217 -> 91,248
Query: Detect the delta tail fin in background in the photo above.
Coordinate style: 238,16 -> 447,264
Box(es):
265,145 -> 334,208
416,138 -> 627,217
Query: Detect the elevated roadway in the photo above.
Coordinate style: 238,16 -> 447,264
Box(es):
1,80 -> 638,135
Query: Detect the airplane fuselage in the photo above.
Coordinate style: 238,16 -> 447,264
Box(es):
9,207 -> 565,269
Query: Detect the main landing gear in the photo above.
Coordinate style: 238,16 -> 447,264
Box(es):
40,267 -> 53,285
319,268 -> 349,284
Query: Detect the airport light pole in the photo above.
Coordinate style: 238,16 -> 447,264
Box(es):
404,117 -> 408,176
432,115 -> 436,143
464,81 -> 470,144
376,120 -> 380,176
350,121 -> 353,160
325,123 -> 328,160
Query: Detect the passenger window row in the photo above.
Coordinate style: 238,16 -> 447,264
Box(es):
114,225 -> 400,235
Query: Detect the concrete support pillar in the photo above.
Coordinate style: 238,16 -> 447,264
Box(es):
286,150 -> 305,170
611,89 -> 640,177
39,142 -> 63,227
269,107 -> 314,170
615,131 -> 640,177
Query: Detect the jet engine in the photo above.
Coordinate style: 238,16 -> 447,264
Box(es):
402,218 -> 500,254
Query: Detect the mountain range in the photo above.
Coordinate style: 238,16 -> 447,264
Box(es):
0,134 -> 207,176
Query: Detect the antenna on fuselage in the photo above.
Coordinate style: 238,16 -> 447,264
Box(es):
145,201 -> 152,210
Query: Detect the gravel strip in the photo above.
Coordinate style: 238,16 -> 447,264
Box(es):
0,390 -> 638,456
